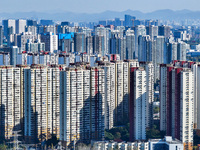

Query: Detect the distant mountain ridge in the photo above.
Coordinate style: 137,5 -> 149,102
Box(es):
0,9 -> 199,22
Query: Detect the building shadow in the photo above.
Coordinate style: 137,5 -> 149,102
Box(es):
65,92 -> 105,149
0,104 -> 5,143
114,94 -> 129,126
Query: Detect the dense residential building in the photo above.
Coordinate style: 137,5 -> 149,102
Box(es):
177,41 -> 187,61
160,62 -> 194,150
0,52 -> 10,65
16,19 -> 26,34
25,40 -> 45,52
129,62 -> 154,141
40,20 -> 54,26
110,32 -> 126,60
60,68 -> 91,145
138,35 -> 151,62
24,65 -> 48,143
148,25 -> 158,40
3,19 -> 16,38
74,32 -> 86,53
0,66 -> 21,140
60,66 -> 105,147
124,15 -> 136,27
113,61 -> 130,124
97,60 -> 140,129
41,32 -> 58,53
90,67 -> 105,141
24,65 -> 61,143
93,35 -> 105,56
47,66 -> 60,139
58,33 -> 74,52
94,27 -> 110,55
99,62 -> 115,130
25,26 -> 37,35
168,42 -> 178,63
139,62 -> 154,128
0,16 -> 198,148
17,32 -> 38,51
151,35 -> 166,81
86,35 -> 93,54
126,29 -> 135,59
192,63 -> 200,131
0,26 -> 3,46
27,20 -> 37,27
43,26 -> 56,34
129,67 -> 147,141
178,69 -> 193,150
4,46 -> 19,66
134,25 -> 146,58
158,25 -> 171,38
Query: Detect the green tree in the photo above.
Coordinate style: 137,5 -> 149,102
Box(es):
193,146 -> 198,150
153,106 -> 159,114
105,123 -> 130,141
114,132 -> 121,140
121,132 -> 129,141
146,127 -> 165,139
0,144 -> 7,150
105,131 -> 114,140
193,133 -> 200,146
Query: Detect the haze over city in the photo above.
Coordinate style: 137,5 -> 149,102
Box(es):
1,0 -> 200,150
0,0 -> 200,13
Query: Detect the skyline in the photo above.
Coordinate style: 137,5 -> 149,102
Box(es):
0,8 -> 198,14
1,9 -> 200,23
0,0 -> 200,13
0,11 -> 199,149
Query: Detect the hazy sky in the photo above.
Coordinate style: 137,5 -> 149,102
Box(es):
0,0 -> 199,13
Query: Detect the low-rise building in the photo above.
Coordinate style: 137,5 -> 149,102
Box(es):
149,136 -> 183,150
92,141 -> 149,150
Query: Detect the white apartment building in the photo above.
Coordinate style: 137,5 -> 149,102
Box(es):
140,62 -> 154,128
0,66 -> 21,139
160,64 -> 168,132
47,66 -> 60,139
24,65 -> 60,143
179,69 -> 193,150
130,67 -> 147,141
159,63 -> 194,150
60,68 -> 91,146
24,65 -> 48,143
134,68 -> 147,140
90,67 -> 105,140
101,63 -> 115,130
17,32 -> 38,51
114,61 -> 124,124
192,63 -> 200,130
